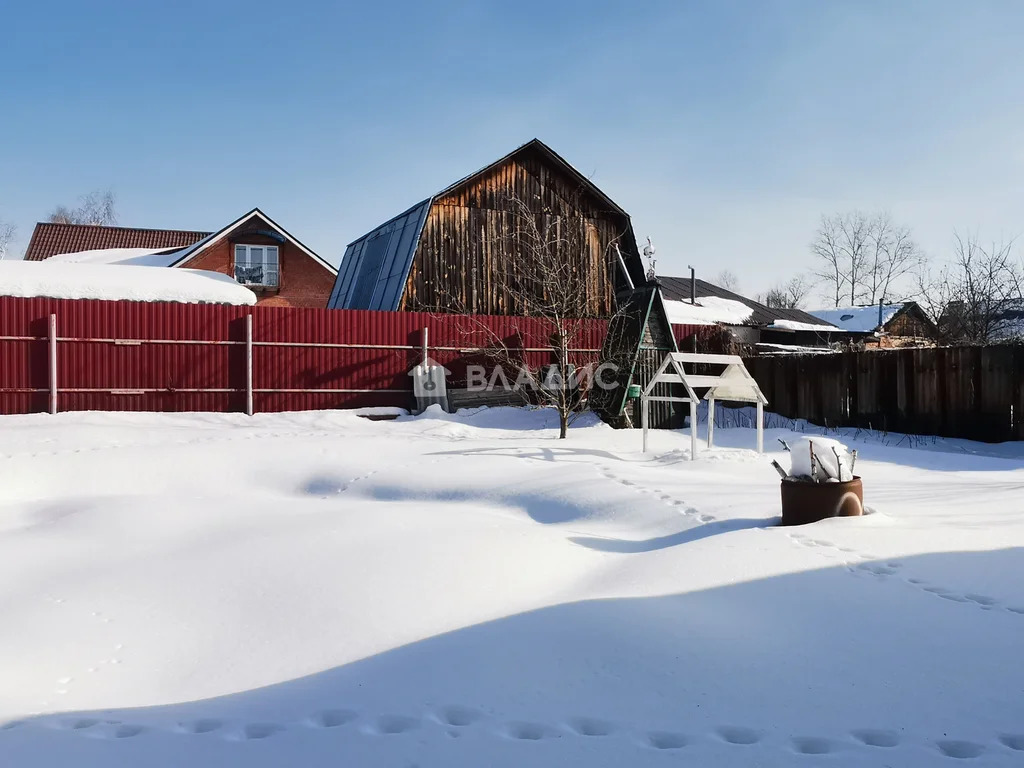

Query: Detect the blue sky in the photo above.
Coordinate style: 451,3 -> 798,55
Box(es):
1,0 -> 1022,299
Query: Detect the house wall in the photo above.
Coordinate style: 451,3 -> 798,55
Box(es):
182,214 -> 336,308
884,307 -> 935,338
399,148 -> 639,317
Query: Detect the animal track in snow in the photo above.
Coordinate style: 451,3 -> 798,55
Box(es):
791,736 -> 838,755
565,717 -> 613,736
716,725 -> 762,744
306,709 -> 357,728
646,730 -> 688,749
239,723 -> 284,740
936,739 -> 985,759
597,465 -> 715,523
434,706 -> 483,727
502,721 -> 559,741
851,728 -> 900,747
363,715 -> 418,735
177,718 -> 223,734
10,706 -> 1024,763
785,532 -> 1023,618
998,733 -> 1024,751
113,724 -> 145,739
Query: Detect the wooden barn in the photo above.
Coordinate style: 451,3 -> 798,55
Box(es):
327,138 -> 647,316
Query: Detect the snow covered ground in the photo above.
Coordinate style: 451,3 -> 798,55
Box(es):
1,406 -> 1023,767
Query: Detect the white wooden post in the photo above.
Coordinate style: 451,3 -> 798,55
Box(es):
641,395 -> 648,453
689,399 -> 698,460
707,396 -> 715,448
756,399 -> 764,454
48,313 -> 57,415
245,314 -> 254,416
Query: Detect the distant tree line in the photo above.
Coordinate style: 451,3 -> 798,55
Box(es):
714,209 -> 1022,344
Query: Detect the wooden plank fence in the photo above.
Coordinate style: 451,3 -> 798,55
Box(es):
745,346 -> 1024,443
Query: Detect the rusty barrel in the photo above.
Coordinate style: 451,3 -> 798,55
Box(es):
781,477 -> 863,526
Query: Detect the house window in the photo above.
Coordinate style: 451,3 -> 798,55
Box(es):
234,245 -> 279,287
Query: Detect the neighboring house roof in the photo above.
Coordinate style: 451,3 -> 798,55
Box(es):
24,223 -> 208,261
809,303 -> 907,333
166,208 -> 337,274
0,261 -> 256,305
329,138 -> 644,312
24,209 -> 337,276
660,277 -> 837,330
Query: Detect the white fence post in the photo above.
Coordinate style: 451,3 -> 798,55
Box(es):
641,395 -> 648,453
707,396 -> 715,448
245,315 -> 254,416
48,313 -> 58,415
756,400 -> 764,454
689,399 -> 698,460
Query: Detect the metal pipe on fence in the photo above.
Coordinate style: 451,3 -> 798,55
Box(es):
245,315 -> 254,416
48,314 -> 57,415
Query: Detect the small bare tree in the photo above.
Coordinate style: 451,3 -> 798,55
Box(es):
49,189 -> 117,226
0,219 -> 15,260
917,232 -> 1022,343
715,269 -> 739,292
758,274 -> 813,309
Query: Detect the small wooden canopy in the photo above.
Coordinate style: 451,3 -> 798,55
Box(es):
641,352 -> 768,459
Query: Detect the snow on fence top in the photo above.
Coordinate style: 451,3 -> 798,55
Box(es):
0,261 -> 257,306
46,247 -> 183,267
809,304 -> 903,333
663,296 -> 753,326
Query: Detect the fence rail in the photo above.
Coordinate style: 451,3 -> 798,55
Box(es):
745,345 -> 1024,443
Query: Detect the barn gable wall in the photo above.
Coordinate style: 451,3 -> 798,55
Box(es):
399,147 -> 641,317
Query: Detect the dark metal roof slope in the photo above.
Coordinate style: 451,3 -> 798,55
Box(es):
327,200 -> 431,311
24,223 -> 209,261
660,277 -> 836,329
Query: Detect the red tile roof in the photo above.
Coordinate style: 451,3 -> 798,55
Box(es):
24,223 -> 211,261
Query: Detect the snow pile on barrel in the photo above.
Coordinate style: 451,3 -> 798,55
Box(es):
789,436 -> 855,482
0,261 -> 257,305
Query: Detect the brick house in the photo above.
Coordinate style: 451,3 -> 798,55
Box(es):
23,208 -> 337,308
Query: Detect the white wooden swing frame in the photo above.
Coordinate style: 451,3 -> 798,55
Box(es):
640,352 -> 768,459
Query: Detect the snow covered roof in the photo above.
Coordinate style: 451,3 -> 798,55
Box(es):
660,276 -> 837,330
0,261 -> 257,305
46,247 -> 185,267
664,296 -> 754,326
809,304 -> 904,333
765,319 -> 838,332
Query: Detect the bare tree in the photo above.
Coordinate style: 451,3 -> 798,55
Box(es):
48,189 -> 117,226
811,213 -> 858,307
0,219 -> 15,260
917,232 -> 1022,343
862,212 -> 921,305
435,190 -> 629,438
759,274 -> 813,309
715,269 -> 739,292
811,211 -> 919,306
